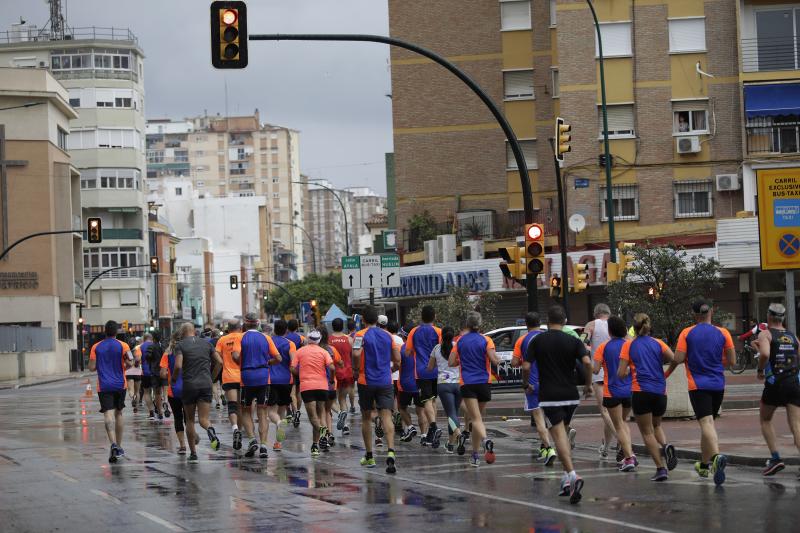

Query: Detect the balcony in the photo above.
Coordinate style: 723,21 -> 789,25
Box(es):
746,117 -> 800,154
0,25 -> 138,44
742,36 -> 800,73
81,228 -> 143,241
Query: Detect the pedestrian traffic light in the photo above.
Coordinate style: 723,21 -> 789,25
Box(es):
87,217 -> 102,243
229,275 -> 239,290
498,245 -> 527,283
573,263 -> 589,293
149,256 -> 159,274
618,242 -> 636,275
211,1 -> 248,69
550,275 -> 562,298
555,117 -> 571,163
525,223 -> 546,276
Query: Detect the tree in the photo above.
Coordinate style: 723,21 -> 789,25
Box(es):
264,272 -> 348,318
408,210 -> 439,244
607,244 -> 723,346
406,286 -> 500,332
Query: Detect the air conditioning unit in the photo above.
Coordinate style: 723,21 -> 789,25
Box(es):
38,61 -> 48,68
676,136 -> 701,154
462,240 -> 485,261
716,173 -> 740,191
437,234 -> 457,263
423,240 -> 439,265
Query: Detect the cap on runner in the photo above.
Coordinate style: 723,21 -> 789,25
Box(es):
307,330 -> 322,344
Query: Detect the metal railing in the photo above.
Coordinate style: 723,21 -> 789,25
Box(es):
81,228 -> 143,241
746,117 -> 800,154
0,26 -> 138,45
83,267 -> 145,280
52,69 -> 139,83
0,326 -> 54,353
742,37 -> 800,72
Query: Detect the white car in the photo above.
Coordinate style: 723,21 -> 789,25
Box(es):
486,324 -> 585,388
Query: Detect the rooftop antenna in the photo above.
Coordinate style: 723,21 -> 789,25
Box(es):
40,0 -> 66,40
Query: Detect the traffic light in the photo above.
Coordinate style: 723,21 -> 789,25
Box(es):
149,256 -> 159,274
618,242 -> 635,275
498,245 -> 527,283
87,217 -> 102,243
573,263 -> 589,293
525,223 -> 546,276
211,1 -> 248,69
549,275 -> 562,298
229,275 -> 239,290
122,320 -> 129,332
555,117 -> 571,163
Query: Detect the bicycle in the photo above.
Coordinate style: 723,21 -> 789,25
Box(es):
729,343 -> 758,374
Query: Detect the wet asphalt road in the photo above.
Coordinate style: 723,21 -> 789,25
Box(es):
1,379 -> 799,533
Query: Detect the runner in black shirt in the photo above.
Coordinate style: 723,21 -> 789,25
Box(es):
526,306 -> 592,504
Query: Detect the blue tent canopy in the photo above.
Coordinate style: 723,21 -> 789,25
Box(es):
321,303 -> 348,324
745,84 -> 800,118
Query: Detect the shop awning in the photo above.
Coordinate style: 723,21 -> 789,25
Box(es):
745,84 -> 800,117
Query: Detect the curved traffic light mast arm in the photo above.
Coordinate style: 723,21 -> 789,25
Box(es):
0,230 -> 81,262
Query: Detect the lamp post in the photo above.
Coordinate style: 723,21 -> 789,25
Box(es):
293,179 -> 350,257
274,221 -> 318,275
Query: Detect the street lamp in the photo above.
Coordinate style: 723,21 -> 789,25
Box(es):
274,221 -> 318,275
293,179 -> 350,256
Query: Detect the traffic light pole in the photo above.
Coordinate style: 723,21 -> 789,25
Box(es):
248,33 -> 538,312
548,139 -> 570,321
0,229 -> 81,261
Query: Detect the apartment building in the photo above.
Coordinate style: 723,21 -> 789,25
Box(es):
0,23 -> 150,329
0,68 -> 82,379
346,187 -> 387,254
307,180 -> 352,273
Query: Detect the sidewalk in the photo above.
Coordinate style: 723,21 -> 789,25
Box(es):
0,371 -> 94,391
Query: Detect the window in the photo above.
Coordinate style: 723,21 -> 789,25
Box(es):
503,70 -> 535,100
81,177 -> 97,189
81,169 -> 140,189
674,180 -> 712,218
500,0 -> 531,31
120,289 -> 139,306
69,97 -> 80,108
83,248 -> 142,279
68,128 -> 140,150
175,187 -> 183,196
96,89 -> 114,107
57,127 -> 68,151
600,184 -> 639,221
668,18 -> 706,53
505,139 -> 538,170
147,150 -> 164,163
58,322 -> 74,340
549,0 -> 557,26
599,104 -> 635,138
551,68 -> 560,98
595,22 -> 632,57
272,177 -> 280,183
673,104 -> 708,134
115,97 -> 132,108
196,181 -> 205,187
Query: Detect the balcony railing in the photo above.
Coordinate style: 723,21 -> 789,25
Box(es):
742,37 -> 800,73
746,117 -> 800,154
0,26 -> 138,45
83,267 -> 145,280
52,69 -> 138,83
81,228 -> 144,241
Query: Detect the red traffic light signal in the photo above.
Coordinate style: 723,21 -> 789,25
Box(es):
525,223 -> 545,275
150,256 -> 159,274
87,217 -> 102,243
211,1 -> 248,69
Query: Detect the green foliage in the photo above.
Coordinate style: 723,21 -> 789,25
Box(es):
406,286 -> 500,332
264,272 -> 348,318
607,244 -> 723,346
408,210 -> 439,243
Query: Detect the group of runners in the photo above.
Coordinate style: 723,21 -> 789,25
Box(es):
88,296 -> 800,505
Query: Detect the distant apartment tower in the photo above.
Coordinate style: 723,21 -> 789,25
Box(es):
346,187 -> 387,254
307,180 -> 352,273
0,23 -> 150,329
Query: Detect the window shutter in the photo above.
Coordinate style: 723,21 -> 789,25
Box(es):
672,100 -> 707,112
95,88 -> 113,103
501,1 -> 531,31
596,23 -> 632,56
599,105 -> 634,136
668,19 -> 706,53
506,140 -> 538,169
120,289 -> 139,306
504,70 -> 534,99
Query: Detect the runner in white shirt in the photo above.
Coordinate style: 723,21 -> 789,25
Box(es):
583,303 -> 619,460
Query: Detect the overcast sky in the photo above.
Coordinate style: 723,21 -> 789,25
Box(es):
0,0 -> 393,194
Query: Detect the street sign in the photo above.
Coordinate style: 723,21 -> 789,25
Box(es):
381,254 -> 400,287
360,254 -> 381,289
574,178 -> 590,189
757,168 -> 800,270
382,230 -> 397,251
341,255 -> 361,289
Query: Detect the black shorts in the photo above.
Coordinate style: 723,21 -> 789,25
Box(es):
542,404 -> 578,427
182,386 -> 212,405
689,389 -> 724,419
141,375 -> 155,388
301,389 -> 329,403
241,385 -> 269,406
762,378 -> 800,408
328,389 -> 337,401
632,391 -> 668,417
126,375 -> 141,382
460,383 -> 492,403
98,390 -> 125,413
398,391 -> 420,408
222,382 -> 240,392
267,384 -> 293,406
160,377 -> 169,387
603,397 -> 632,409
358,384 -> 394,412
417,378 -> 438,403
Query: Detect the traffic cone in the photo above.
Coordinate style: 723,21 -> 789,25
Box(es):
84,381 -> 93,397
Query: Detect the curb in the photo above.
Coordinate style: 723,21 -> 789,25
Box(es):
0,372 -> 94,391
630,443 -> 800,467
483,399 -> 760,418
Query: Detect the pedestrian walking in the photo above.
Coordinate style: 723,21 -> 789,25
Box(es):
584,304 -> 619,459
427,326 -> 464,454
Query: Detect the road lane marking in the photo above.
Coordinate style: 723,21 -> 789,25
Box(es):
408,461 -> 536,474
136,511 -> 185,532
50,470 -> 78,483
91,489 -> 122,504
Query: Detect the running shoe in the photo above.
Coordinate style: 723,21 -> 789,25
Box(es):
273,441 -> 282,452
188,453 -> 198,463
233,429 -> 242,451
456,432 -> 467,456
375,436 -> 384,447
374,417 -> 384,438
109,444 -> 119,464
544,447 -> 557,466
462,430 -> 471,442
133,405 -> 138,414
163,402 -> 171,418
763,458 -> 786,476
619,457 -> 637,472
311,444 -> 320,457
393,412 -> 403,433
431,428 -> 443,449
276,421 -> 286,443
400,428 -> 413,443
598,441 -> 608,459
215,401 -> 221,410
116,447 -> 125,458
292,410 -> 301,428
207,427 -> 220,451
245,439 -> 259,458
221,394 -> 227,406
360,455 -> 376,468
148,411 -> 155,420
259,446 -> 268,459
651,467 -> 668,482
445,443 -> 455,454
558,473 -> 570,496
337,411 -> 347,431
386,451 -> 397,474
177,447 -> 187,455
712,454 -> 728,486
664,444 -> 678,471
470,452 -> 480,467
328,434 -> 335,445
349,406 -> 356,414
568,428 -> 577,450
615,444 -> 625,464
569,474 -> 584,505
408,425 -> 418,438
285,410 -> 293,422
420,435 -> 429,447
536,446 -> 548,462
342,425 -> 350,436
157,412 -> 164,421
694,461 -> 709,478
484,439 -> 496,464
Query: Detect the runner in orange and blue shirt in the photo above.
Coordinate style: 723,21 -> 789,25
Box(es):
88,320 -> 134,463
268,319 -> 297,452
592,316 -> 636,472
405,305 -> 442,444
319,329 -> 344,448
397,343 -> 422,443
618,313 -> 677,482
160,332 -> 187,455
668,298 -> 735,485
216,319 -> 244,450
449,312 -> 500,467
